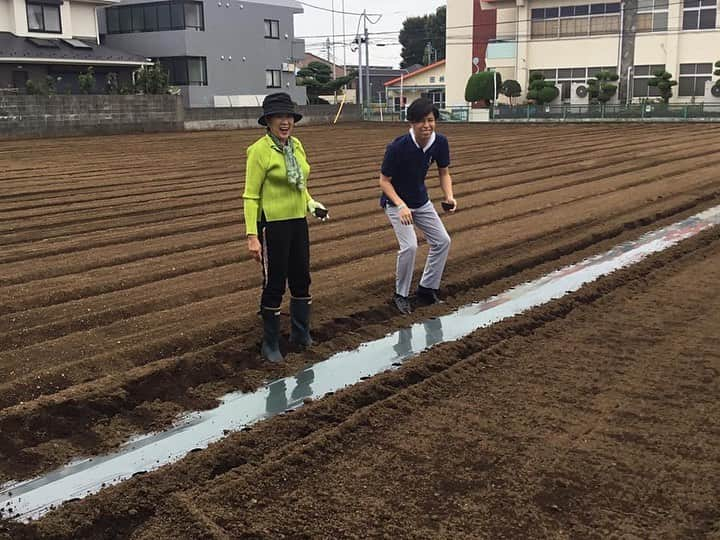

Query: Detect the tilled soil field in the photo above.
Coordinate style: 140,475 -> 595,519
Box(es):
1,123 -> 720,538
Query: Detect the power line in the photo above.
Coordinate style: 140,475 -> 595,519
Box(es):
297,0 -> 380,17
295,0 -> 708,39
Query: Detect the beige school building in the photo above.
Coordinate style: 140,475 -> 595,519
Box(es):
446,0 -> 720,105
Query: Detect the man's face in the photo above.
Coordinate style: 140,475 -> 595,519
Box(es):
411,112 -> 436,143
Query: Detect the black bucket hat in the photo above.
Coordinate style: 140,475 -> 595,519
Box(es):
258,92 -> 303,126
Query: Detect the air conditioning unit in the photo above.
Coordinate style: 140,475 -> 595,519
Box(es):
551,83 -> 563,105
704,80 -> 720,101
571,82 -> 589,105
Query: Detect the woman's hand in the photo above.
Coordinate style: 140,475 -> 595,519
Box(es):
247,235 -> 262,263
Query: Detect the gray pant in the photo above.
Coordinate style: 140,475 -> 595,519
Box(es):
385,200 -> 451,297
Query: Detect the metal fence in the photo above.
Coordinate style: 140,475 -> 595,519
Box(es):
362,106 -> 470,123
362,103 -> 720,122
493,103 -> 720,121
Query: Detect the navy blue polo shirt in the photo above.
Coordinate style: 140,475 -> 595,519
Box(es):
380,132 -> 451,209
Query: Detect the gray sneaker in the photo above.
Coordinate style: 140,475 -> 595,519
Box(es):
393,293 -> 412,315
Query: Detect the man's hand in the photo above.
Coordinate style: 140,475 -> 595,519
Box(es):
247,235 -> 261,263
308,200 -> 329,221
441,198 -> 457,213
398,203 -> 413,225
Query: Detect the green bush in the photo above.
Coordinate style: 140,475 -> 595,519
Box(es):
464,71 -> 502,104
587,71 -> 619,103
500,79 -> 522,105
45,75 -> 57,96
647,69 -> 677,104
105,72 -> 120,94
78,67 -> 96,94
25,80 -> 44,95
134,63 -> 170,95
526,72 -> 559,104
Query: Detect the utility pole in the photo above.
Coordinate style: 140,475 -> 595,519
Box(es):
364,12 -> 370,109
342,0 -> 346,76
356,35 -> 363,110
331,0 -> 336,80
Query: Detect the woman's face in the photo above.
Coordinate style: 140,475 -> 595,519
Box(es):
267,114 -> 295,142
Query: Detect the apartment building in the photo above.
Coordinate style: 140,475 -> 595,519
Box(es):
100,0 -> 307,107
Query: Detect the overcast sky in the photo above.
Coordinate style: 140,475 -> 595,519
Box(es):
294,0 -> 446,69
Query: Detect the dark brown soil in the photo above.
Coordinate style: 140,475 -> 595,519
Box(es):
1,124 -> 720,538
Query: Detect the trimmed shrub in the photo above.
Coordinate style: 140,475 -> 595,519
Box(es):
465,71 -> 502,104
647,69 -> 677,104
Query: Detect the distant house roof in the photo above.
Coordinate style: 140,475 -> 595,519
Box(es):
384,59 -> 446,87
298,52 -> 347,79
0,32 -> 150,65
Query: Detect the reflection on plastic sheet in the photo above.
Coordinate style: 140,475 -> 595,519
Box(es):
2,205 -> 719,523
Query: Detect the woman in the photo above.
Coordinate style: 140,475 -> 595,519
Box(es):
243,93 -> 328,363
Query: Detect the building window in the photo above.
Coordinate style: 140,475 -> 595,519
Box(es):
393,96 -> 407,112
439,75 -> 445,82
637,0 -> 669,31
266,69 -> 281,88
678,63 -> 713,95
683,0 -> 716,29
264,19 -> 279,38
531,3 -> 620,39
429,76 -> 436,83
27,2 -> 62,33
155,56 -> 207,85
632,64 -> 665,97
106,1 -> 204,34
423,90 -> 445,108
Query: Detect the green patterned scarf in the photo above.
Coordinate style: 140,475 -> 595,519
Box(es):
268,132 -> 305,191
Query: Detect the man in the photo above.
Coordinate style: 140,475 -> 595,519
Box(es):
379,97 -> 456,315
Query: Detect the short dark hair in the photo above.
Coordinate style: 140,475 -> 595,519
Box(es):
406,98 -> 439,123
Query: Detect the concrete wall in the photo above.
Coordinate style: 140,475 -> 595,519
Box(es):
0,97 -> 359,139
0,94 -> 184,139
183,103 -> 360,130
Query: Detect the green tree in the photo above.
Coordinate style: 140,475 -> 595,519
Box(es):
399,6 -> 446,68
587,70 -> 619,103
134,63 -> 170,94
526,72 -> 559,104
25,80 -> 46,95
296,61 -> 357,104
500,79 -> 522,105
647,69 -> 677,104
464,71 -> 502,105
77,66 -> 96,94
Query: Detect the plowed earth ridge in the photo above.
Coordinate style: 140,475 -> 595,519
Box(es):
1,123 -> 719,490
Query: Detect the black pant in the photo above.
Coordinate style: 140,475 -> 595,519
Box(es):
259,217 -> 311,308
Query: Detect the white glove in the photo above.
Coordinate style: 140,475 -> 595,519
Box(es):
308,200 -> 329,221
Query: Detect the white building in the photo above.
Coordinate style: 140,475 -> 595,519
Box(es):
0,0 -> 149,92
446,0 -> 720,104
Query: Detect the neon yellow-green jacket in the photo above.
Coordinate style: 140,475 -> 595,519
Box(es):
243,134 -> 314,236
